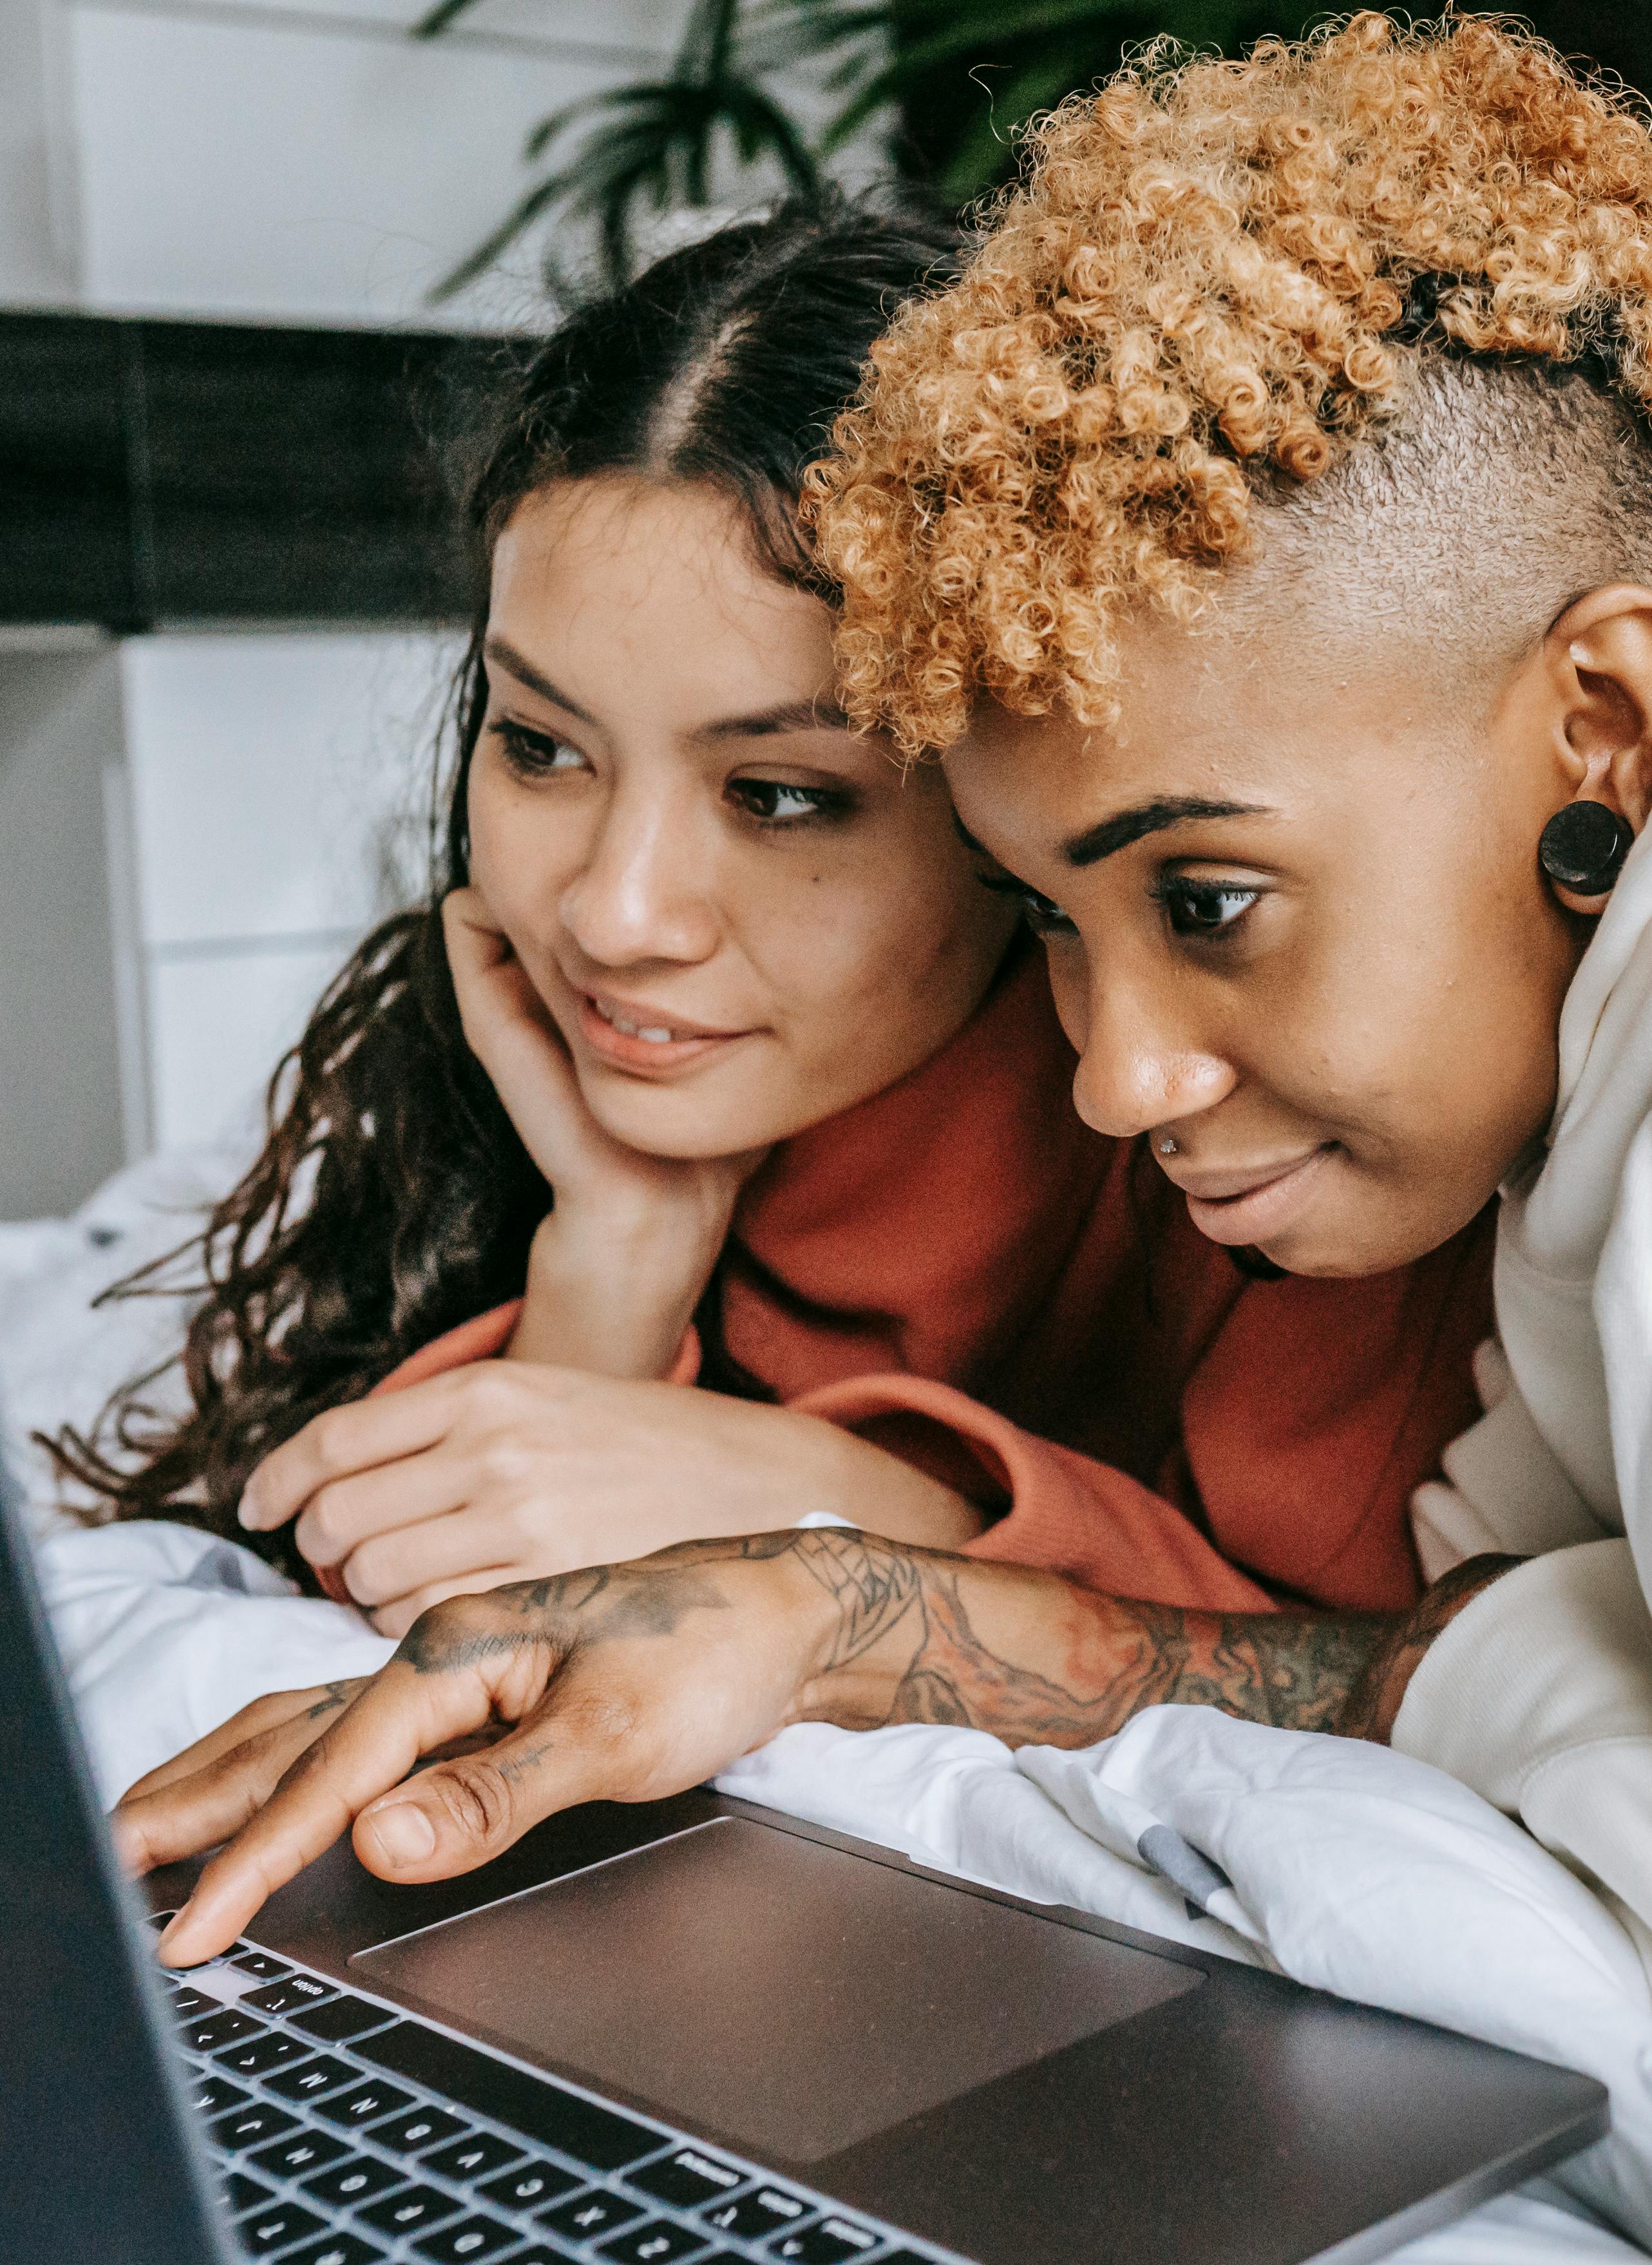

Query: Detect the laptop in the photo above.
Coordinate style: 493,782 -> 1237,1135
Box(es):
0,1461 -> 1608,2265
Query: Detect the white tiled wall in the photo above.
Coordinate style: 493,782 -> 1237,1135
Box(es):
115,632 -> 462,1152
0,0 -> 875,1205
63,3 -> 660,327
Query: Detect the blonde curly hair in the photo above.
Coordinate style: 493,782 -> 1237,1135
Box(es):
810,12 -> 1652,751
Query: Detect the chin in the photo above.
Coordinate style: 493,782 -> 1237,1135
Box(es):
1255,1213 -> 1456,1281
574,1079 -> 755,1162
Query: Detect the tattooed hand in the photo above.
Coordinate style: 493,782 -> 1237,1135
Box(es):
119,1531 -> 1515,1964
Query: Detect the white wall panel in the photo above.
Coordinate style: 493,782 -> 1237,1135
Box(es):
146,941 -> 352,1148
191,0 -> 687,51
66,3 -> 632,323
119,631 -> 458,947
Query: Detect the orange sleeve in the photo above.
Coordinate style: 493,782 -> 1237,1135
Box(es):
792,1374 -> 1275,1615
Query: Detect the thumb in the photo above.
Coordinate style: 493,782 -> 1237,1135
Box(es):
353,1685 -> 623,1881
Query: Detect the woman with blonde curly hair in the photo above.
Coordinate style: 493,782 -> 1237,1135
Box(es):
115,13 -> 1652,1967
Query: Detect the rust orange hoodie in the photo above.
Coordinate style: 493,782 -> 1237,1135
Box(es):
375,945 -> 1493,1617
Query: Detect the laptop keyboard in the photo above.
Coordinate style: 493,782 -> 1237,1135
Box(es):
151,1917 -> 959,2265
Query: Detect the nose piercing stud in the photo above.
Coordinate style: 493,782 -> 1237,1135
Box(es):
1539,802 -> 1633,897
1157,1135 -> 1179,1157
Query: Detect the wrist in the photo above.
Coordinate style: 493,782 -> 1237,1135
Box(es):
508,1209 -> 713,1379
1338,1553 -> 1525,1743
780,1529 -> 933,1732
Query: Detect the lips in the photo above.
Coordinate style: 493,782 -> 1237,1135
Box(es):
1164,1144 -> 1336,1247
574,989 -> 757,1075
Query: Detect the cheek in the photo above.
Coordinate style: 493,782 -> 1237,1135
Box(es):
466,772 -> 574,951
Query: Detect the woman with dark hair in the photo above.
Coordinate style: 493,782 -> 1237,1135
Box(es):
72,196 -> 1485,1704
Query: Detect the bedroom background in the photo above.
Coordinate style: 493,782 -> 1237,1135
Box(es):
1,0 -> 1647,1222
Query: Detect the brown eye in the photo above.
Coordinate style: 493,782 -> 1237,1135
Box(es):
489,722 -> 585,777
974,870 -> 1076,936
1160,878 -> 1258,937
727,778 -> 855,826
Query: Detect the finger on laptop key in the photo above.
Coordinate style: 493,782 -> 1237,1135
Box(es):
153,1658 -> 478,1963
115,1699 -> 343,1882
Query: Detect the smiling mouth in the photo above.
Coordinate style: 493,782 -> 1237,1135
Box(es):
590,996 -> 703,1046
575,990 -> 757,1072
1166,1144 -> 1338,1247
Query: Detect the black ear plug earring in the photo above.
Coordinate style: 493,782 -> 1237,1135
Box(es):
1539,802 -> 1634,898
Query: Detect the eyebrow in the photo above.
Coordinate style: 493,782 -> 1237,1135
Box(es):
481,642 -> 852,744
691,696 -> 855,741
1062,797 -> 1270,867
482,636 -> 598,726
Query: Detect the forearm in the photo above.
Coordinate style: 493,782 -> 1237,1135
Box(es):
785,1531 -> 1516,1747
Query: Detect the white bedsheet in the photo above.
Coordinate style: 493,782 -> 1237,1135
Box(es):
33,1516 -> 1652,2265
9,1154 -> 1652,2260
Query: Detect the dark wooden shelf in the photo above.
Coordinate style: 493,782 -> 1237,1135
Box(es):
0,311 -> 507,629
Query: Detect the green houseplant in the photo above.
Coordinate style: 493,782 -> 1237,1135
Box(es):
418,0 -> 1652,294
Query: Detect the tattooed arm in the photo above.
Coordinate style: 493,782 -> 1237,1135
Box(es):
119,1532 -> 1518,1962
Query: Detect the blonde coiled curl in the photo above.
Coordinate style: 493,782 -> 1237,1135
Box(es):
808,12 -> 1652,752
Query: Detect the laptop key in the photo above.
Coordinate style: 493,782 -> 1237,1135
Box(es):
538,2190 -> 645,2241
229,1948 -> 292,1981
477,2160 -> 580,2212
169,1985 -> 220,2022
412,2216 -> 521,2262
355,2021 -> 658,2171
772,2221 -> 882,2262
238,2199 -> 329,2252
280,2239 -> 390,2265
181,2007 -> 265,2053
267,2053 -> 359,2102
370,2103 -> 471,2156
315,2077 -> 416,2130
357,2183 -> 463,2237
222,2169 -> 277,2217
425,2132 -> 525,2183
208,2100 -> 299,2152
291,1993 -> 398,2045
699,2189 -> 812,2240
597,2219 -> 710,2263
301,2153 -> 408,2208
631,2149 -> 746,2210
214,2028 -> 316,2077
243,1973 -> 338,2018
247,2129 -> 352,2181
187,2072 -> 250,2117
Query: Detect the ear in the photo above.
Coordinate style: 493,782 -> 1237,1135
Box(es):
1543,587 -> 1652,913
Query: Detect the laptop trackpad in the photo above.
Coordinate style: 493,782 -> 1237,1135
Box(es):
354,1815 -> 1201,2163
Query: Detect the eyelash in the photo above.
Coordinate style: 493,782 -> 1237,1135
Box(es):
975,872 -> 1078,937
1150,877 -> 1261,938
489,723 -> 856,831
489,721 -> 582,779
976,869 -> 1262,943
726,779 -> 857,829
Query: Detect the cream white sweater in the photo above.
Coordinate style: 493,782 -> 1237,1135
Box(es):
1396,823 -> 1652,1946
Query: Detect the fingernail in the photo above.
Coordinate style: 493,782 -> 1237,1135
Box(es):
156,1907 -> 192,1963
237,1489 -> 263,1530
363,1799 -> 436,1868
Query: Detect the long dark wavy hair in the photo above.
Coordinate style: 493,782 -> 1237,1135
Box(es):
53,194 -> 962,1583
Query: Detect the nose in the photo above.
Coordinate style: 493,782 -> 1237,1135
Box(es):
1063,955 -> 1236,1141
558,778 -> 720,968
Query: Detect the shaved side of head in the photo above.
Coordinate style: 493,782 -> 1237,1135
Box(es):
1213,359 -> 1652,723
